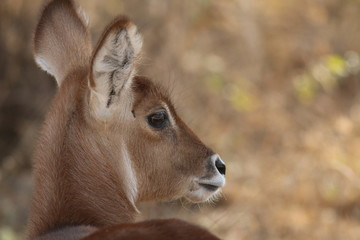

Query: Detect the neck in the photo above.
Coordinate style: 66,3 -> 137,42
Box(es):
27,69 -> 137,238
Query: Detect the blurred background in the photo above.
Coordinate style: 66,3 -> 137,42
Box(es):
2,0 -> 360,239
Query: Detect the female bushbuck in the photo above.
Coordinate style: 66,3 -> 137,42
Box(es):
27,0 -> 226,239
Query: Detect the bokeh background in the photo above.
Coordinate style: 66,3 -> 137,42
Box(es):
2,0 -> 360,239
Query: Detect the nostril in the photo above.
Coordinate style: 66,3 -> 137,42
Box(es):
215,159 -> 226,175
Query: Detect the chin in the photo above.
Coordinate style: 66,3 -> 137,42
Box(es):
185,183 -> 222,203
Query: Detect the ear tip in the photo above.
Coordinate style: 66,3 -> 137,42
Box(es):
105,15 -> 143,51
109,15 -> 133,31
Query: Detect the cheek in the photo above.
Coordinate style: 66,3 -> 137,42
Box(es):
127,127 -> 203,183
127,132 -> 168,174
171,149 -> 205,177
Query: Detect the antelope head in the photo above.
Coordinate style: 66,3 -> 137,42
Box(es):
33,0 -> 226,215
87,17 -> 226,204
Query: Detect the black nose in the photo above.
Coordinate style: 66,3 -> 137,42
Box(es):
215,158 -> 226,175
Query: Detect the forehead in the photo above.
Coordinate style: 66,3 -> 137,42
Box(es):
131,76 -> 174,112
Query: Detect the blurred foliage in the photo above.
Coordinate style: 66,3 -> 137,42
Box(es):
0,227 -> 18,240
2,0 -> 360,240
294,52 -> 360,104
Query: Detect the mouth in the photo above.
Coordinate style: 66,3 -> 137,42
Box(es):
185,176 -> 226,203
198,173 -> 226,190
185,154 -> 226,203
198,183 -> 219,192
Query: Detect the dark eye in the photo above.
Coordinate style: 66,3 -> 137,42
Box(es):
147,111 -> 169,129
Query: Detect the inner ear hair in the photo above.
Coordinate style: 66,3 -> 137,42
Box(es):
90,16 -> 143,108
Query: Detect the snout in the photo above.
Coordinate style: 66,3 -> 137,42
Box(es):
198,154 -> 226,191
185,154 -> 226,202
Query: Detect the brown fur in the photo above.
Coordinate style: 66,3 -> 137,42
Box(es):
28,0 -> 224,239
27,68 -> 139,238
82,219 -> 220,240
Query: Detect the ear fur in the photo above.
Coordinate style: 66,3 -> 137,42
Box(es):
34,0 -> 91,85
89,16 -> 143,113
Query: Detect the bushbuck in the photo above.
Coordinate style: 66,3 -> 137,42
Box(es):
27,0 -> 226,239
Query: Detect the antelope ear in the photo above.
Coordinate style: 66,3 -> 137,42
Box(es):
89,16 -> 142,117
34,0 -> 91,85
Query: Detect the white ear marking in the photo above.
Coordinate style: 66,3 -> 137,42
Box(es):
35,56 -> 54,76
